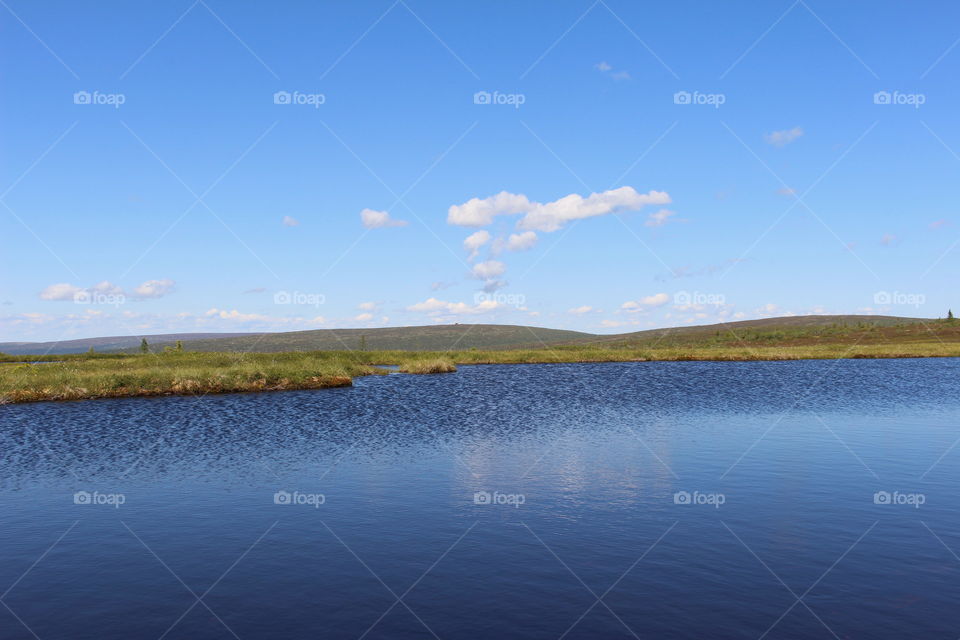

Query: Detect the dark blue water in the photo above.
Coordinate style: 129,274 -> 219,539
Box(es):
3,359 -> 960,639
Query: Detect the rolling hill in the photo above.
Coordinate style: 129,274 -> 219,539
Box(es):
1,315 -> 940,355
0,332 -> 256,355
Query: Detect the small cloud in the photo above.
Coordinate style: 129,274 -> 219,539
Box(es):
595,61 -> 629,80
506,231 -> 537,252
472,260 -> 506,280
463,230 -> 491,260
431,281 -> 456,291
776,187 -> 796,197
133,279 -> 175,299
568,305 -> 594,315
39,283 -> 83,301
764,127 -> 803,147
361,208 -> 408,229
644,209 -> 677,228
622,293 -> 670,312
358,301 -> 378,311
880,233 -> 898,246
406,297 -> 502,316
355,312 -> 374,322
282,216 -> 300,227
930,219 -> 949,230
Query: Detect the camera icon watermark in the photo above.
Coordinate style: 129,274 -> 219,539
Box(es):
873,291 -> 925,308
273,90 -> 325,108
473,90 -> 525,109
273,490 -> 325,508
73,90 -> 126,109
873,490 -> 925,508
473,490 -> 525,508
873,90 -> 925,108
673,90 -> 725,108
473,291 -> 526,308
73,490 -> 126,508
673,490 -> 725,508
273,290 -> 325,307
73,290 -> 125,307
674,290 -> 725,306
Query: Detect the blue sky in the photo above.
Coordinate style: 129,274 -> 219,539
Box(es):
3,0 -> 960,341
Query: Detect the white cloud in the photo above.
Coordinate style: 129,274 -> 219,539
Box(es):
506,231 -> 537,251
358,301 -> 378,311
472,260 -> 506,280
448,187 -> 669,232
447,192 -> 532,226
406,297 -> 502,316
355,312 -> 374,322
133,279 -> 175,299
621,293 -> 670,312
463,230 -> 491,260
282,215 -> 300,227
568,305 -> 594,315
39,283 -> 83,301
361,208 -> 408,229
41,280 -> 175,301
595,61 -> 629,80
644,209 -> 676,228
764,127 -> 803,147
776,187 -> 796,197
203,308 -> 325,325
519,187 -> 671,232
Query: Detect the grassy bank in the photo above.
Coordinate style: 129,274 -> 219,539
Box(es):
0,352 -> 377,404
4,334 -> 960,404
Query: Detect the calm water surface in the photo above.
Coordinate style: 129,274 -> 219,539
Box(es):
3,359 -> 960,639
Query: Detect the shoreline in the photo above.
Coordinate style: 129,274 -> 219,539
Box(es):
3,345 -> 960,404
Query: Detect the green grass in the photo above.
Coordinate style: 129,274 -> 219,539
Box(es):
4,321 -> 960,403
397,358 -> 457,374
0,352 -> 377,404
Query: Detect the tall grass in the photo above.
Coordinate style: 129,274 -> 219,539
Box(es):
4,338 -> 960,404
397,358 -> 457,374
0,352 -> 377,404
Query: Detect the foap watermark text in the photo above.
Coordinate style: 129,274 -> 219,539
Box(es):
474,490 -> 525,508
673,490 -> 725,508
74,490 -> 125,508
473,91 -> 525,108
674,90 -> 725,108
274,490 -> 325,508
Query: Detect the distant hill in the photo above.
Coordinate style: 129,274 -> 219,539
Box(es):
0,332 -> 256,355
585,314 -> 926,345
1,315 -> 936,355
146,324 -> 593,353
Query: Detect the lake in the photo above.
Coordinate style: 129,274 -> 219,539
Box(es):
2,359 -> 960,639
